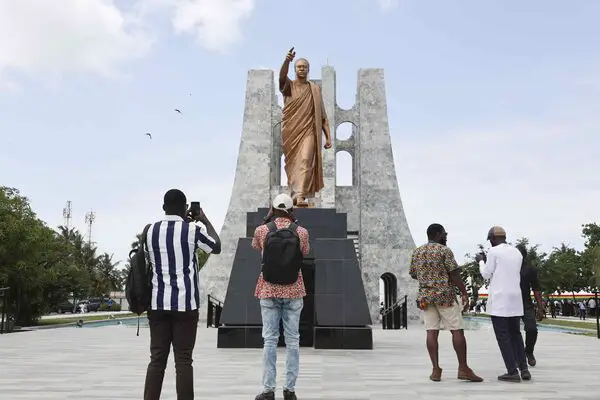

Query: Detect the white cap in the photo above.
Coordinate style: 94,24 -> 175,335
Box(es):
272,193 -> 293,212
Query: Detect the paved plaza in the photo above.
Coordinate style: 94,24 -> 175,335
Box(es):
0,322 -> 598,399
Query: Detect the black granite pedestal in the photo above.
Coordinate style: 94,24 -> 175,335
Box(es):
216,208 -> 373,350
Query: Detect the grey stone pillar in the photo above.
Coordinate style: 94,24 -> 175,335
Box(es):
319,65 -> 336,208
198,69 -> 274,317
356,68 -> 419,322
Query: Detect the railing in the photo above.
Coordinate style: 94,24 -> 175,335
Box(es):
381,294 -> 408,330
206,294 -> 224,328
0,287 -> 10,334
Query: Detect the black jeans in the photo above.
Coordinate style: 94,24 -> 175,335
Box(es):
144,309 -> 199,400
491,316 -> 527,375
521,303 -> 538,355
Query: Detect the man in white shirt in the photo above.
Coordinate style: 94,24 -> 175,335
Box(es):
589,298 -> 597,317
476,226 -> 531,382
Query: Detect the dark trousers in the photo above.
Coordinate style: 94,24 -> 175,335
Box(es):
144,309 -> 199,400
521,303 -> 538,355
491,316 -> 527,375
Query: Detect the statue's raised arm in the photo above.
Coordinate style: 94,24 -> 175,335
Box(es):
279,47 -> 295,94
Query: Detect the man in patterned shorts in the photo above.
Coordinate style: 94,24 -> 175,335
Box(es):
252,193 -> 310,400
410,223 -> 483,382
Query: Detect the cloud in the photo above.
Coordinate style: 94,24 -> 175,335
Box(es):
393,119 -> 600,262
0,0 -> 257,84
378,0 -> 399,11
167,0 -> 256,53
0,0 -> 152,82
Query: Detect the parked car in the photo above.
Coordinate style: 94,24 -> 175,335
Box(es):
86,298 -> 103,312
77,297 -> 111,312
56,301 -> 76,314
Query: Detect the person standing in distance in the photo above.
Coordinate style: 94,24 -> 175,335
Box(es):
143,189 -> 221,400
252,193 -> 310,400
516,244 -> 545,367
477,226 -> 530,382
409,223 -> 483,383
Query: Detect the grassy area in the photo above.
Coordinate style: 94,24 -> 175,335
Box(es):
466,313 -> 598,331
572,331 -> 597,338
538,318 -> 598,330
35,313 -> 142,326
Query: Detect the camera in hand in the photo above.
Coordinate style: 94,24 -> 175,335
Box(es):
189,201 -> 201,219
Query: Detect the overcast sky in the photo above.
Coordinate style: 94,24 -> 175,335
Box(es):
1,0 -> 598,267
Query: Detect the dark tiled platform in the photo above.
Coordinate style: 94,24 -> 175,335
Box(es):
217,208 -> 373,349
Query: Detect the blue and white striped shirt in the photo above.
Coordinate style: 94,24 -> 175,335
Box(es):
145,215 -> 218,311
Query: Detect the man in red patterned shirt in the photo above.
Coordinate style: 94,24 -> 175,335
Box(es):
252,193 -> 310,400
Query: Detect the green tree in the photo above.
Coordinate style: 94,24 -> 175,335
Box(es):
0,187 -> 79,324
580,223 -> 600,292
581,223 -> 600,249
587,247 -> 600,291
0,186 -> 126,324
460,244 -> 487,302
543,243 -> 585,300
91,253 -> 122,295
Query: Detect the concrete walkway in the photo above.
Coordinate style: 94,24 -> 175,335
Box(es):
0,324 -> 598,399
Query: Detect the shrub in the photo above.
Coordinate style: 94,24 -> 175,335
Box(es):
99,302 -> 122,312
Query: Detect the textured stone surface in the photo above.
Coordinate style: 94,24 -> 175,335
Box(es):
198,70 -> 275,315
320,66 -> 337,208
356,69 -> 419,321
1,324 -> 598,399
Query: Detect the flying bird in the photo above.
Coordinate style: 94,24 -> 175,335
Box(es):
174,108 -> 182,114
145,133 -> 152,139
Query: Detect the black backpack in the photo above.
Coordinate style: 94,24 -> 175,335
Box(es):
125,224 -> 151,335
261,221 -> 304,285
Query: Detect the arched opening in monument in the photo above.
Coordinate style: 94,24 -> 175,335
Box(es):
335,151 -> 352,186
280,154 -> 287,187
379,272 -> 398,312
336,122 -> 353,141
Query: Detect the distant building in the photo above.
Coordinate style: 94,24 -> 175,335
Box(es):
109,291 -> 129,310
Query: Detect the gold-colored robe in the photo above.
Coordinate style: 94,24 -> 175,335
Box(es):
280,77 -> 329,201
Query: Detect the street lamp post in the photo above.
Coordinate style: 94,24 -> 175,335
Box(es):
594,290 -> 600,339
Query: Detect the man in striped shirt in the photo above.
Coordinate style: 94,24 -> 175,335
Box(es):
143,189 -> 221,400
252,193 -> 310,400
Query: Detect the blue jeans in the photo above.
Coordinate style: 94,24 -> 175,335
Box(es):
260,297 -> 304,393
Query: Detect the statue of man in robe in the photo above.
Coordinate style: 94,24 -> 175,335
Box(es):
279,47 -> 332,207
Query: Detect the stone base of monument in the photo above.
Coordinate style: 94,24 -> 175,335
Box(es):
216,208 -> 373,350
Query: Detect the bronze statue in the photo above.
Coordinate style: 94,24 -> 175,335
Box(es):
279,47 -> 332,207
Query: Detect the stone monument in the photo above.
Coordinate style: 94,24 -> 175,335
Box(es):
199,64 -> 419,333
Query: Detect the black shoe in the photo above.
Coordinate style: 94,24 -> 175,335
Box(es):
498,373 -> 521,382
283,389 -> 297,400
526,353 -> 537,367
255,392 -> 275,400
521,369 -> 532,381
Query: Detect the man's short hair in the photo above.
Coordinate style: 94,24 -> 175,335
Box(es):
163,189 -> 187,208
426,223 -> 445,239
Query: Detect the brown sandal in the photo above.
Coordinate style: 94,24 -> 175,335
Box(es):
430,367 -> 442,382
458,367 -> 484,382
